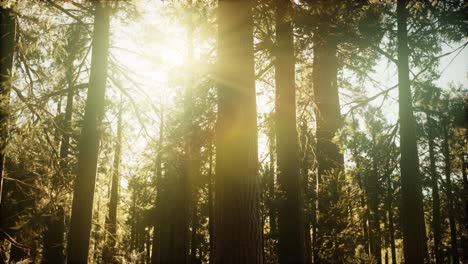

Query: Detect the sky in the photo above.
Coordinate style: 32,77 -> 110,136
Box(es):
108,0 -> 468,183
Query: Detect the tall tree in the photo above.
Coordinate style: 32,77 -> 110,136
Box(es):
102,104 -> 123,263
396,0 -> 427,263
442,117 -> 459,263
0,5 -> 16,233
426,113 -> 443,264
274,0 -> 307,263
214,0 -> 263,263
151,107 -> 164,264
67,2 -> 111,263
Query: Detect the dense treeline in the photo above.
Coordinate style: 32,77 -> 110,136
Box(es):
0,0 -> 466,263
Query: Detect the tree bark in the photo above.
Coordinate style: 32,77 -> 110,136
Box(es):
427,114 -> 443,264
275,1 -> 306,263
213,0 -> 263,263
396,1 -> 428,263
66,2 -> 110,263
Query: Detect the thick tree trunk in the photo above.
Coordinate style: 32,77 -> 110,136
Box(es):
275,1 -> 306,263
66,3 -> 110,263
396,1 -> 428,263
0,7 -> 16,239
442,123 -> 459,263
214,0 -> 263,263
312,30 -> 344,262
102,105 -> 123,263
427,114 -> 443,264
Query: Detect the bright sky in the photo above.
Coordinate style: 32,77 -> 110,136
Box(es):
108,0 -> 467,184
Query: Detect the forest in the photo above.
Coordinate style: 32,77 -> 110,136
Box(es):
0,0 -> 467,263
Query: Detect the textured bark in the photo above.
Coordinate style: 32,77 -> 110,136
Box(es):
396,1 -> 427,263
442,122 -> 459,263
0,6 -> 16,235
213,0 -> 263,263
275,1 -> 306,263
102,105 -> 123,263
427,114 -> 442,264
66,3 -> 110,263
267,124 -> 277,239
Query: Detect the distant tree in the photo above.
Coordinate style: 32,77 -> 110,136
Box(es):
102,103 -> 123,263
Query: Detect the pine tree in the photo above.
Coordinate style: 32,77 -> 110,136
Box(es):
67,2 -> 111,263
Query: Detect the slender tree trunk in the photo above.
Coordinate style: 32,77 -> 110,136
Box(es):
151,109 -> 164,264
267,123 -> 277,239
214,0 -> 263,262
442,122 -> 459,263
67,3 -> 110,263
367,158 -> 381,263
461,152 -> 468,262
190,201 -> 199,264
396,1 -> 427,263
386,173 -> 397,264
102,104 -> 123,263
0,8 -> 17,264
43,24 -> 84,263
275,1 -> 306,263
207,144 -> 214,263
300,120 -> 312,264
427,114 -> 443,264
0,7 -> 16,243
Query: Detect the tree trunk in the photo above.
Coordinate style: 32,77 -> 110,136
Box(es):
267,123 -> 277,239
43,23 -> 84,264
300,120 -> 312,264
461,152 -> 468,262
386,172 -> 396,264
213,0 -> 263,263
275,1 -> 306,263
367,161 -> 381,263
396,1 -> 427,263
151,109 -> 164,264
312,30 -> 344,262
0,6 -> 16,240
427,114 -> 443,264
66,3 -> 110,263
442,122 -> 459,263
102,104 -> 123,263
